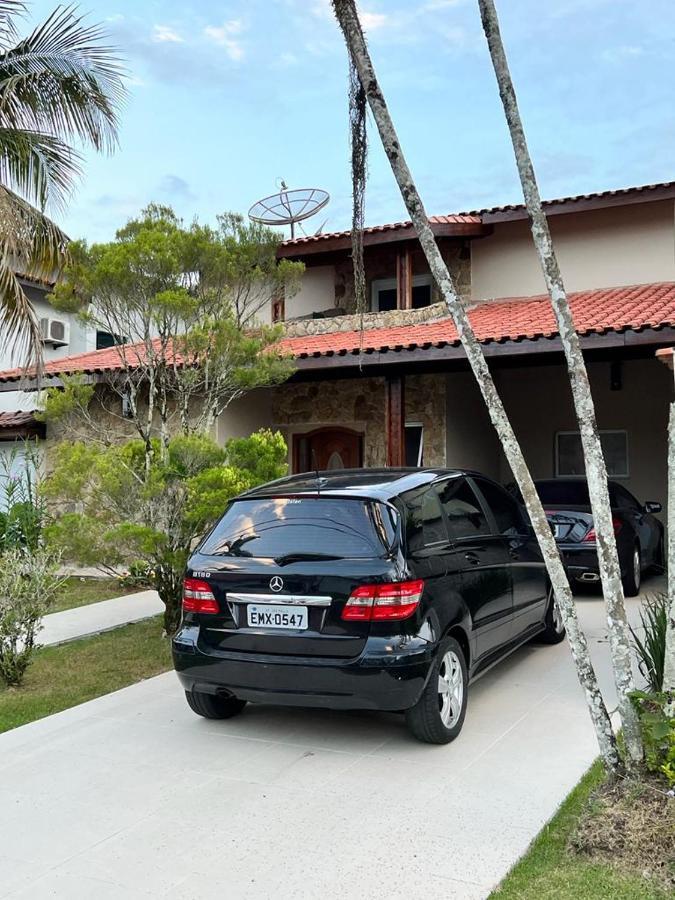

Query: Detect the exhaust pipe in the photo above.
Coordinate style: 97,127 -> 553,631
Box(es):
578,572 -> 600,583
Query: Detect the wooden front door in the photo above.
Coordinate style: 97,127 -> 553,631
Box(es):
293,428 -> 363,473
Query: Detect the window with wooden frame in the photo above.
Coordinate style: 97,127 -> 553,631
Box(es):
371,275 -> 433,312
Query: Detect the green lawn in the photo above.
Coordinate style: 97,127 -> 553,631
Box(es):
0,616 -> 172,734
50,576 -> 146,614
490,761 -> 670,900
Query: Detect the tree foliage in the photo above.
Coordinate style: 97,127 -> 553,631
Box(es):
44,429 -> 289,635
45,205 -> 301,467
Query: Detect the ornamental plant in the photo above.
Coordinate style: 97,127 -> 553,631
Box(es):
44,429 -> 288,635
0,547 -> 65,686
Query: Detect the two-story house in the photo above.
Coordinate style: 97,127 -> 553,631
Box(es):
219,180 -> 675,510
2,180 -> 674,510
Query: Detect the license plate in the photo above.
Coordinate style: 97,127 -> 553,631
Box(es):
247,604 -> 308,630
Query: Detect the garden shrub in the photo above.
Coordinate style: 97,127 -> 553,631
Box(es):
0,548 -> 65,686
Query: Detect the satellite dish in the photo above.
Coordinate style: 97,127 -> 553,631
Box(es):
249,181 -> 330,239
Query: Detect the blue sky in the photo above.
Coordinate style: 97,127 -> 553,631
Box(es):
26,0 -> 675,242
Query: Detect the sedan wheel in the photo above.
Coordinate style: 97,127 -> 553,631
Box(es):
405,635 -> 468,744
539,585 -> 566,644
621,544 -> 641,597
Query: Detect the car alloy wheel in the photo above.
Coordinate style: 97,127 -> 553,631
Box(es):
550,586 -> 564,635
633,547 -> 641,592
438,649 -> 464,728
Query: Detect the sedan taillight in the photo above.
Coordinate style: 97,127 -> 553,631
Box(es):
582,517 -> 622,543
182,577 -> 219,614
341,579 -> 424,622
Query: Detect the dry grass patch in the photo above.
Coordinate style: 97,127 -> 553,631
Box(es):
570,774 -> 675,893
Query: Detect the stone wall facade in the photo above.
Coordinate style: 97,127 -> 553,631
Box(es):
283,302 -> 448,337
272,373 -> 447,468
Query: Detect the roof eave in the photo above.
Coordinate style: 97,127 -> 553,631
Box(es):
277,221 -> 489,260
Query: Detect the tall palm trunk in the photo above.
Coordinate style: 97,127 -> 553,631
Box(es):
477,0 -> 642,767
664,402 -> 675,691
331,0 -> 621,775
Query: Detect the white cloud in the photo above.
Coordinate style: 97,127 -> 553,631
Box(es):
151,24 -> 184,44
279,51 -> 299,66
601,45 -> 644,62
361,11 -> 388,30
203,19 -> 245,61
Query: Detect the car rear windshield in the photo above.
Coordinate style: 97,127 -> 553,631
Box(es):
537,481 -> 591,505
200,497 -> 398,560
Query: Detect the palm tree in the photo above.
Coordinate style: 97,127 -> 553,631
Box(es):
0,1 -> 124,366
331,0 -> 622,775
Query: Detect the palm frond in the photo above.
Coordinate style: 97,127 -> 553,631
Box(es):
0,2 -> 25,49
0,126 -> 79,208
0,183 -> 69,367
0,5 -> 125,155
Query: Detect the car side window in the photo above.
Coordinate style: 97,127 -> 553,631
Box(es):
400,487 -> 447,551
473,478 -> 527,537
435,477 -> 489,540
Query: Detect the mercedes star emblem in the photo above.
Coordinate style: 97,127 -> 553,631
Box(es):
270,576 -> 284,593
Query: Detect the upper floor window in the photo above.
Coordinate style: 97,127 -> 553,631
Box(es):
96,330 -> 127,350
371,274 -> 433,312
555,430 -> 628,478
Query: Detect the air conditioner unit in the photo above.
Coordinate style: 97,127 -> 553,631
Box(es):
39,317 -> 69,347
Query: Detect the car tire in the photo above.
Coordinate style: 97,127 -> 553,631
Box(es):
185,690 -> 247,719
622,543 -> 641,597
540,585 -> 566,644
405,636 -> 468,744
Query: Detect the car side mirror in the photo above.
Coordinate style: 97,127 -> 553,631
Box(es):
643,501 -> 662,514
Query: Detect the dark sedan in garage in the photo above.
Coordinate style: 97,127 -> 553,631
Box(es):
535,478 -> 664,596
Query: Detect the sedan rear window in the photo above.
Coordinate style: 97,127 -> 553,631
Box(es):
537,481 -> 591,505
200,497 -> 397,560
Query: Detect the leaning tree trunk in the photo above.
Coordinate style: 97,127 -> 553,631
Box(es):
331,0 -> 621,776
477,0 -> 642,767
664,402 -> 675,691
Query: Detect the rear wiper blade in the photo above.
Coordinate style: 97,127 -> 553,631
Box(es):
273,552 -> 342,566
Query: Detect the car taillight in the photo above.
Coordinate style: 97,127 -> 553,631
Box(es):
582,518 -> 622,543
341,579 -> 424,621
182,577 -> 219,614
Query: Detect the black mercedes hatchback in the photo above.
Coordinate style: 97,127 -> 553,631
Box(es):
173,468 -> 564,743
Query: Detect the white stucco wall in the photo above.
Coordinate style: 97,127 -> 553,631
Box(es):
216,389 -> 274,445
496,358 -> 671,512
471,200 -> 675,300
0,284 -> 92,413
286,266 -> 335,320
445,371 -> 502,479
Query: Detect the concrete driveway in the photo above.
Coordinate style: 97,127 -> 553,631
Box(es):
0,583 -> 658,899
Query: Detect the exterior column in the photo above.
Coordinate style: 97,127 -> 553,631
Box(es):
396,246 -> 412,310
386,374 -> 406,467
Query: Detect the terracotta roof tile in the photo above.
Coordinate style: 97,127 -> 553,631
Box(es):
462,180 -> 675,217
280,214 -> 481,247
0,411 -> 39,427
276,282 -> 675,358
1,283 -> 674,382
0,337 -> 180,383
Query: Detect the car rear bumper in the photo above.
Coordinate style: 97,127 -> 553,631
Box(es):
559,545 -> 602,582
172,627 -> 434,712
559,543 -> 630,582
